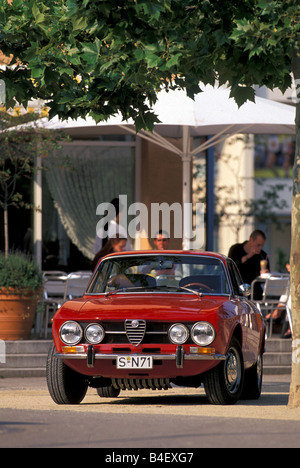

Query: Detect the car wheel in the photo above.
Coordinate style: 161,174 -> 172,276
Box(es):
242,352 -> 263,400
46,343 -> 88,405
203,337 -> 244,405
97,385 -> 121,398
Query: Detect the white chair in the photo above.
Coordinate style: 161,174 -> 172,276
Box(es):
63,271 -> 92,301
40,271 -> 67,339
252,274 -> 290,337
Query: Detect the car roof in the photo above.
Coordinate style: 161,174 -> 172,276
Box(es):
101,250 -> 228,262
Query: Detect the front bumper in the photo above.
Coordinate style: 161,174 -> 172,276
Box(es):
55,345 -> 226,369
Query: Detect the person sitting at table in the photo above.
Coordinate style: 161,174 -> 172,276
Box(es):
265,264 -> 292,338
92,234 -> 127,270
228,230 -> 270,299
153,229 -> 170,250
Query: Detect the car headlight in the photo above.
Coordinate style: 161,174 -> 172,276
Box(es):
85,324 -> 105,344
191,322 -> 215,346
60,321 -> 83,345
168,323 -> 189,345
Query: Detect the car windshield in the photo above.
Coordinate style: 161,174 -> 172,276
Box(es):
87,254 -> 231,296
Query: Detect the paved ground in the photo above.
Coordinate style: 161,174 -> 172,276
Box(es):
0,375 -> 299,448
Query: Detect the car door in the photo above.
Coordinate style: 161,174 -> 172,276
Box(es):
227,260 -> 258,366
232,262 -> 260,364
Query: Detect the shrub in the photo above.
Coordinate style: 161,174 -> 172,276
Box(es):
0,252 -> 44,294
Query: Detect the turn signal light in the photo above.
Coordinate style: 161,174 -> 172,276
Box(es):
62,346 -> 85,354
190,347 -> 215,355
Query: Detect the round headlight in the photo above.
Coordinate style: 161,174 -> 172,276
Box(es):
85,324 -> 105,344
169,323 -> 189,345
191,322 -> 215,346
60,321 -> 83,345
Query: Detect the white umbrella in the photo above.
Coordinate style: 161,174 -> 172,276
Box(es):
40,84 -> 296,142
150,85 -> 296,136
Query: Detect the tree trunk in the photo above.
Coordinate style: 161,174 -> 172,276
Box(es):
289,50 -> 300,407
4,205 -> 8,259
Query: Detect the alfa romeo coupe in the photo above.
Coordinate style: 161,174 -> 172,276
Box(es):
47,251 -> 265,405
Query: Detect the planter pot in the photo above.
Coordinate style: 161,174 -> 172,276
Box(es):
0,288 -> 42,340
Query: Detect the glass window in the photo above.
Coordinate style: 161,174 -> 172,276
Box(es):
87,254 -> 231,296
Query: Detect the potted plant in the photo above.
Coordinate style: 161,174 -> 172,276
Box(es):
0,252 -> 44,340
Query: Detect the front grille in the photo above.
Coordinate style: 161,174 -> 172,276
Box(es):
125,319 -> 146,346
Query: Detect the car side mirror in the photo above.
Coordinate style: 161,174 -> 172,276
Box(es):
239,284 -> 251,297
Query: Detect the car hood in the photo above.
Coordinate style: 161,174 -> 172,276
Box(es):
70,293 -> 229,321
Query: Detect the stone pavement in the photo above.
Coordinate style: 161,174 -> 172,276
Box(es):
0,374 -> 298,421
1,374 -> 300,448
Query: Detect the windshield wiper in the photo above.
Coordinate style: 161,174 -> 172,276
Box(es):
105,288 -> 128,297
154,285 -> 203,298
105,286 -> 157,297
105,285 -> 202,298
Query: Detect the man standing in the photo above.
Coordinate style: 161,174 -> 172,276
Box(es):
228,230 -> 269,286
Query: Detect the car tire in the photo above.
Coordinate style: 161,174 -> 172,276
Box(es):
203,337 -> 244,405
46,343 -> 88,405
97,385 -> 121,398
241,352 -> 263,400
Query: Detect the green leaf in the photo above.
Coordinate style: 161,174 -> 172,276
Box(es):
257,0 -> 271,10
135,2 -> 165,21
266,38 -> 277,47
58,66 -> 74,77
72,15 -> 88,31
68,54 -> 81,66
134,49 -> 145,61
66,0 -> 78,16
89,111 -> 108,123
135,111 -> 160,133
162,53 -> 182,70
31,66 -> 45,79
32,4 -> 45,24
82,40 -> 101,66
230,85 -> 255,107
145,52 -> 162,68
249,46 -> 264,59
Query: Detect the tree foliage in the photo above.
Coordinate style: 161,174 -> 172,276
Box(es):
1,0 -> 299,130
1,0 -> 203,130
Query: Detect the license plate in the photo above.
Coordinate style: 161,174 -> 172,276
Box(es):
117,355 -> 153,369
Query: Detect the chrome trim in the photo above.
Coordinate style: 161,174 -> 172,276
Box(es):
146,331 -> 168,335
191,321 -> 216,346
168,323 -> 189,345
59,321 -> 83,346
125,319 -> 146,346
105,330 -> 168,335
105,331 -> 126,334
84,323 -> 105,345
55,352 -> 226,362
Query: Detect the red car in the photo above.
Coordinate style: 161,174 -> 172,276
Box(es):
47,251 -> 265,405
